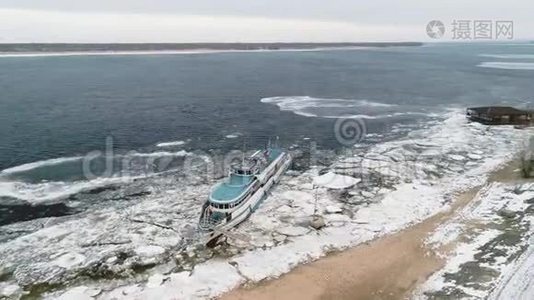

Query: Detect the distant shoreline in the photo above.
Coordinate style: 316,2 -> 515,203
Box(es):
0,42 -> 423,54
0,48 -> 393,58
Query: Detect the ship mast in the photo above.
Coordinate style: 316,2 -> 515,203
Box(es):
242,137 -> 247,166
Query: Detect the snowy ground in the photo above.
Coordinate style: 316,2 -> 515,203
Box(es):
0,110 -> 532,299
413,182 -> 534,299
490,235 -> 534,299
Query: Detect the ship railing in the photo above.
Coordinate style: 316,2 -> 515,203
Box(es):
199,217 -> 222,230
199,207 -> 224,230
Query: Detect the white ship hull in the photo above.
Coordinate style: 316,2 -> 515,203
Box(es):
199,150 -> 291,246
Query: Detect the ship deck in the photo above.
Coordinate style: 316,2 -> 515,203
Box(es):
268,148 -> 283,162
210,173 -> 254,203
209,148 -> 284,204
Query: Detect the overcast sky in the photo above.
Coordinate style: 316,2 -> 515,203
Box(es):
0,1 -> 532,42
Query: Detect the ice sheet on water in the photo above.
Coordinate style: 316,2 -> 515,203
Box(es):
0,175 -> 210,288
0,150 -> 192,204
0,176 -> 138,204
2,109 -> 531,299
260,96 -> 432,119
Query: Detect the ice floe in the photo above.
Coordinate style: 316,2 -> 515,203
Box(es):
0,283 -> 21,298
0,156 -> 84,175
52,252 -> 87,269
0,176 -> 138,204
56,286 -> 96,300
313,172 -> 360,189
156,140 -> 187,148
478,62 -> 534,70
479,54 -> 534,59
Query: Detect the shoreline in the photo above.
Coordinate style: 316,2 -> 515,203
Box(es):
0,48 -> 365,58
0,42 -> 423,58
0,47 -> 378,58
221,158 -> 524,300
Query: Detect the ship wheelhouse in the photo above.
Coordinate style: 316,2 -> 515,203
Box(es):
207,155 -> 264,212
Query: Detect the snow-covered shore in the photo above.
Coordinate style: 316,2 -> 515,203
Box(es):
414,182 -> 534,299
490,234 -> 534,299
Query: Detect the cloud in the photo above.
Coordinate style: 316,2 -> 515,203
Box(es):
0,8 -> 423,42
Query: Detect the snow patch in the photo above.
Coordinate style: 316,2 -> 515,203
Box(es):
490,236 -> 534,299
53,252 -> 86,269
134,245 -> 166,257
313,172 -> 361,189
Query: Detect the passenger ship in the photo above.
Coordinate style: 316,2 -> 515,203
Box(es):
198,146 -> 292,245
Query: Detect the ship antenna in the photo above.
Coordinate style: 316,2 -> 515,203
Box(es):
242,137 -> 246,166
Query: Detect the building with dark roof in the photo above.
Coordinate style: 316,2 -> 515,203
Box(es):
466,106 -> 532,125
